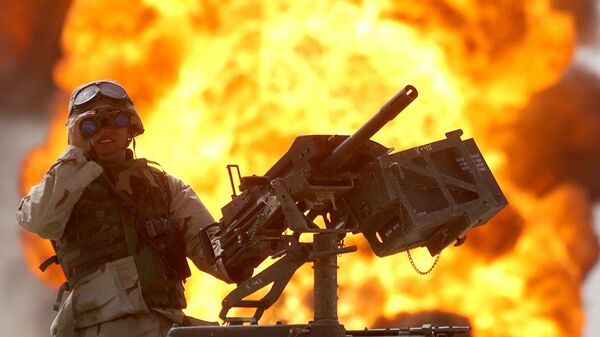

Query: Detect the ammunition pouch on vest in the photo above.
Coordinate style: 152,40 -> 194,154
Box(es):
41,158 -> 190,310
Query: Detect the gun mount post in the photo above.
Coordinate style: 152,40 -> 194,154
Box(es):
311,231 -> 347,337
313,232 -> 339,323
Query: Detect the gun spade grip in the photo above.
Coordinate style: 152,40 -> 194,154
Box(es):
320,85 -> 418,174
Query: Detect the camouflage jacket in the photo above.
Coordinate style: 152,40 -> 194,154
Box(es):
16,145 -> 232,335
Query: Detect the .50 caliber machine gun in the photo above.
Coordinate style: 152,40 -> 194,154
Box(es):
170,85 -> 507,337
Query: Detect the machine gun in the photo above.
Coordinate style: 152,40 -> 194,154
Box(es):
173,85 -> 507,337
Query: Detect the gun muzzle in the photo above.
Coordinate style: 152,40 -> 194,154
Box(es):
320,85 -> 418,174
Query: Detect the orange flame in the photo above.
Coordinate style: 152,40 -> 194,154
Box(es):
19,1 -> 599,337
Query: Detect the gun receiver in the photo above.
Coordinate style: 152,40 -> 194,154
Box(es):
189,85 -> 505,337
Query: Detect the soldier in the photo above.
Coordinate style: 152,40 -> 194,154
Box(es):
16,80 -> 250,337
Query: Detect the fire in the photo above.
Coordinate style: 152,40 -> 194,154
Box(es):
18,1 -> 599,337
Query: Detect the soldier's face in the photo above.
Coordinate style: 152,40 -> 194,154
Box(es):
89,124 -> 130,157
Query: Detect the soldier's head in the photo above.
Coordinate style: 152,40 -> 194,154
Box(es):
68,80 -> 144,136
67,80 -> 144,159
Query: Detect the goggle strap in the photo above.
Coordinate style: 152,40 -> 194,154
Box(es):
72,82 -> 131,111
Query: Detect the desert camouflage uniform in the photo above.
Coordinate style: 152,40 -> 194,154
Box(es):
17,145 -> 233,337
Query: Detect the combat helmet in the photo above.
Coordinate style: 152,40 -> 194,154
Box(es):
67,80 -> 144,137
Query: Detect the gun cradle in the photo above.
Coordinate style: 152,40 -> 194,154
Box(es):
349,129 -> 507,257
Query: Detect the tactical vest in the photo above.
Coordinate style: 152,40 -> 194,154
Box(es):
47,159 -> 190,309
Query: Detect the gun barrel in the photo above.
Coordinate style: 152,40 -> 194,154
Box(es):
320,85 -> 418,174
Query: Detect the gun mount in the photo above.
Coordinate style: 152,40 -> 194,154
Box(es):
174,85 -> 507,337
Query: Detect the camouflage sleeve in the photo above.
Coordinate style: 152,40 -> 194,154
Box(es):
166,174 -> 234,283
16,145 -> 103,240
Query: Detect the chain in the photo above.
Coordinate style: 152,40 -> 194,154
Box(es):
406,249 -> 440,275
392,190 -> 445,276
405,225 -> 446,275
399,205 -> 444,276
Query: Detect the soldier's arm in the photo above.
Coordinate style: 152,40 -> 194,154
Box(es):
166,174 -> 234,283
16,145 -> 103,240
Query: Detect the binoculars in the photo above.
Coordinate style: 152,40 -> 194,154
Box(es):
79,109 -> 132,137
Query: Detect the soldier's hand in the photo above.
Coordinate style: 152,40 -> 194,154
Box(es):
67,110 -> 96,152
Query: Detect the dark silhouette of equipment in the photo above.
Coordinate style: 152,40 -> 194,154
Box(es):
171,85 -> 506,337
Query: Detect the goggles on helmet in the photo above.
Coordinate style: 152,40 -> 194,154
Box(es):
71,81 -> 133,115
79,109 -> 132,137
